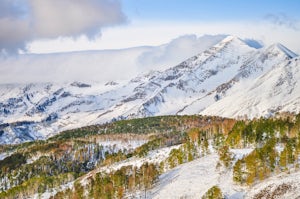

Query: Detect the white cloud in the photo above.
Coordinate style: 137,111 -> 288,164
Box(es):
0,0 -> 126,54
264,13 -> 299,30
0,17 -> 31,54
27,20 -> 300,55
0,35 -> 225,84
136,34 -> 226,72
29,0 -> 126,38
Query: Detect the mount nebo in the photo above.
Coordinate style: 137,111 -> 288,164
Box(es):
0,36 -> 299,144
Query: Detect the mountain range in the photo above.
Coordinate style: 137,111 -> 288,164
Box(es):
0,35 -> 299,144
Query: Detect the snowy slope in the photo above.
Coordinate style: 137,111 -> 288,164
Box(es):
181,43 -> 300,118
245,170 -> 300,199
0,35 -> 299,144
200,52 -> 300,118
138,148 -> 300,199
16,142 -> 300,199
0,35 -> 226,84
145,151 -> 247,199
76,145 -> 252,199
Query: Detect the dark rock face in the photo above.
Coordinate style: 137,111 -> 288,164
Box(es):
70,82 -> 91,88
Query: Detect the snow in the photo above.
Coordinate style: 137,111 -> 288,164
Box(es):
149,153 -> 223,199
133,146 -> 300,199
144,148 -> 254,199
275,143 -> 285,153
108,145 -> 181,170
30,181 -> 74,199
276,43 -> 298,58
2,34 -> 300,199
200,48 -> 300,119
230,148 -> 254,161
245,170 -> 300,198
80,145 -> 181,186
0,35 -> 299,144
0,152 -> 10,161
0,35 -> 226,85
9,140 -> 300,199
97,139 -> 147,154
74,144 -> 253,199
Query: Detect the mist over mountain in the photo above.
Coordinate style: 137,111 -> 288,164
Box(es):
0,35 -> 226,84
0,35 -> 299,144
1,1 -> 300,198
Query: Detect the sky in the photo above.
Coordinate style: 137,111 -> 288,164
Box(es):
0,0 -> 300,84
0,0 -> 299,54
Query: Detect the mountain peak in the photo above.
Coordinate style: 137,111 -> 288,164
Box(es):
210,35 -> 255,54
217,35 -> 258,50
267,43 -> 298,58
222,35 -> 238,42
1,35 -> 300,144
220,35 -> 244,45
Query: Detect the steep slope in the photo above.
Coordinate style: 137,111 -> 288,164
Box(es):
128,36 -> 256,118
245,170 -> 300,198
0,36 -> 299,144
138,149 -> 300,199
82,36 -> 255,121
0,35 -> 226,84
0,82 -> 125,143
2,113 -> 300,198
180,43 -> 299,118
146,150 -> 251,199
200,52 -> 300,118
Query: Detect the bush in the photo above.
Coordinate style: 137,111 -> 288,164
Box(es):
202,186 -> 223,199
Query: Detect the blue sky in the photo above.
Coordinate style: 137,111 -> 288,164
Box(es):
0,0 -> 299,54
122,0 -> 300,22
30,0 -> 300,53
0,0 -> 300,84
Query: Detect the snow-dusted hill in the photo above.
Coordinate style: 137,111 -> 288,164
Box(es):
0,35 -> 299,144
182,42 -> 300,118
140,149 -> 300,199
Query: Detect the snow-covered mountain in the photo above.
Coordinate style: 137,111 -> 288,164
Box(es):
0,34 -> 226,84
0,35 -> 299,144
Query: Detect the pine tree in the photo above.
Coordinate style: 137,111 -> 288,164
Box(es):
202,186 -> 223,199
233,159 -> 243,184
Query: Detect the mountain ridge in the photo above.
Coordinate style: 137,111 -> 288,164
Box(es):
0,35 -> 299,144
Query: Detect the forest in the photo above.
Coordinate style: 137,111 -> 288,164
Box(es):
0,113 -> 299,198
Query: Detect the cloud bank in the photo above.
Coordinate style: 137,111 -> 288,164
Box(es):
0,0 -> 126,54
0,35 -> 226,84
137,34 -> 226,72
264,13 -> 300,30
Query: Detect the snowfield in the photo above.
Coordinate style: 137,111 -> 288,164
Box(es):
80,145 -> 182,186
144,149 -> 253,199
0,35 -> 299,144
7,141 -> 300,199
136,147 -> 300,199
245,170 -> 300,199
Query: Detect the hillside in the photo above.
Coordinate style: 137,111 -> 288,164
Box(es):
1,114 -> 300,198
0,35 -> 299,144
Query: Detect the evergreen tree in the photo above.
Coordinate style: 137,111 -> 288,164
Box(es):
202,186 -> 223,199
